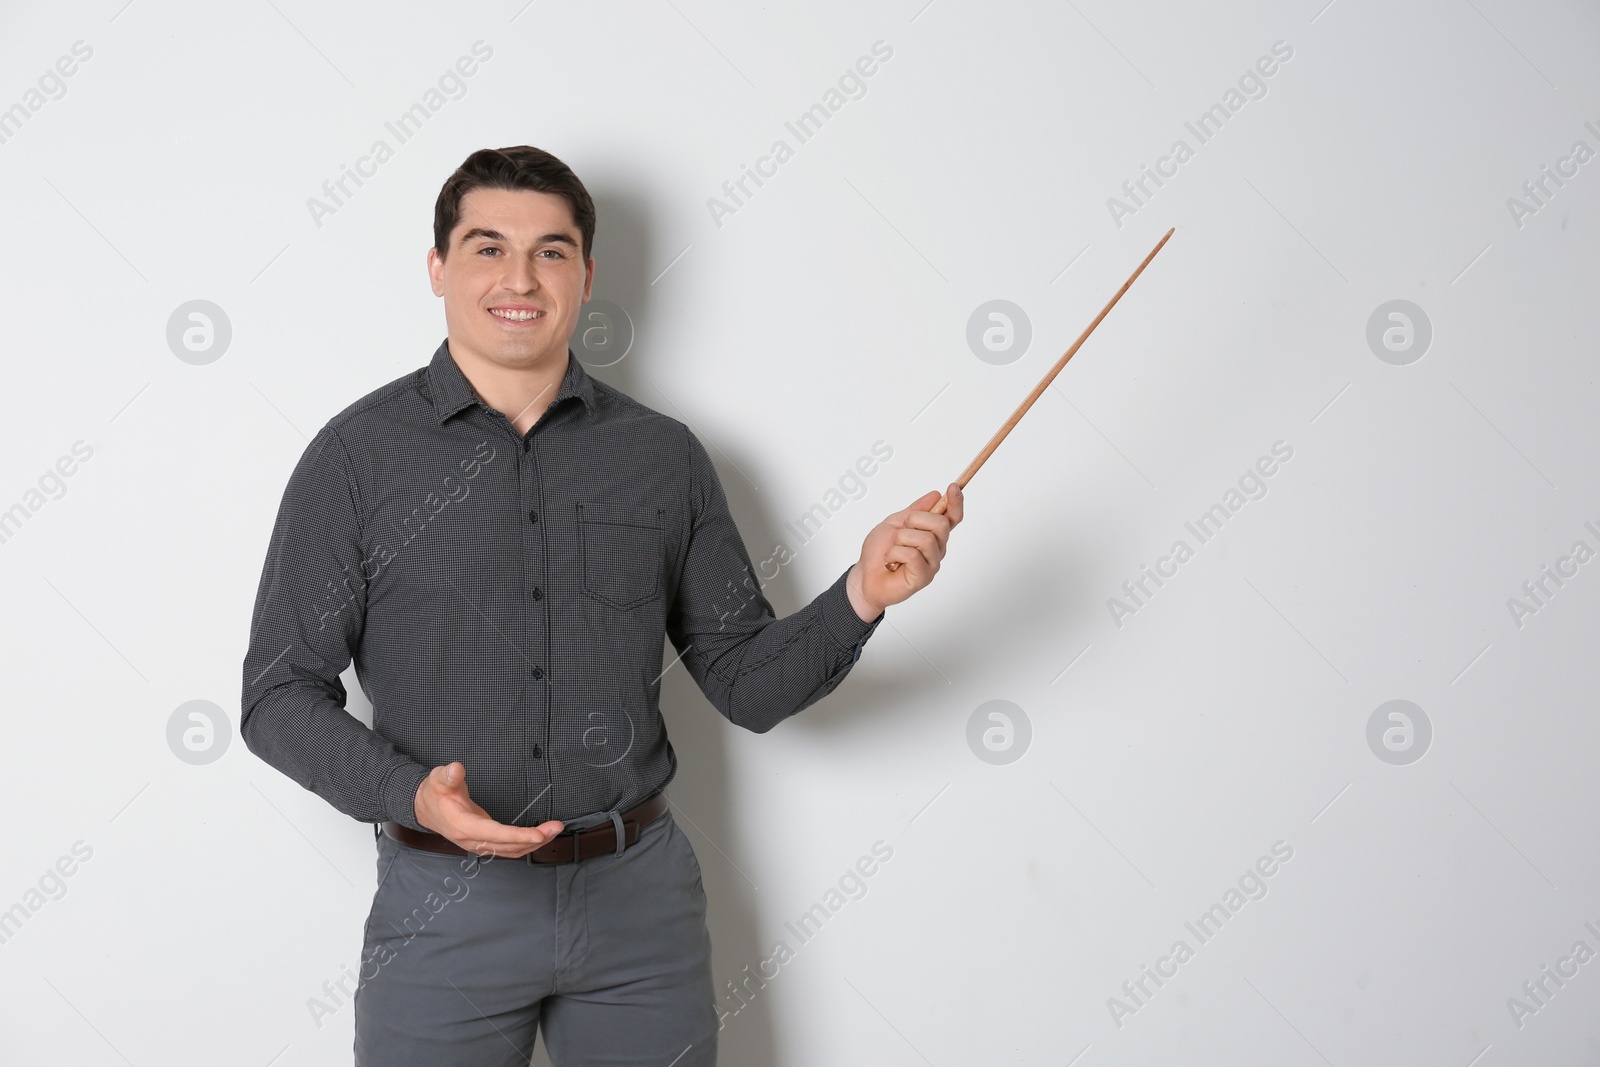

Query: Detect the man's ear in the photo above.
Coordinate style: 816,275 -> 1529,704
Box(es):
582,256 -> 595,303
427,246 -> 445,296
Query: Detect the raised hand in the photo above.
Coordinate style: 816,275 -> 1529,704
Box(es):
847,482 -> 964,620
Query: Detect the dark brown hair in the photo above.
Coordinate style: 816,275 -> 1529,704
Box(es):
433,146 -> 596,263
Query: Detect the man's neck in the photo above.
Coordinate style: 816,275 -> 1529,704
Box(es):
450,342 -> 568,437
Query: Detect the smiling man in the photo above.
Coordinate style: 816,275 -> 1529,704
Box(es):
240,145 -> 962,1067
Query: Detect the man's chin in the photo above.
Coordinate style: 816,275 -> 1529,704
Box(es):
486,337 -> 563,368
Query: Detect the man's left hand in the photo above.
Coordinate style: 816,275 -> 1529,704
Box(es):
846,482 -> 964,621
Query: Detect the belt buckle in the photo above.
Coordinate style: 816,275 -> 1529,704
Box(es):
529,825 -> 580,865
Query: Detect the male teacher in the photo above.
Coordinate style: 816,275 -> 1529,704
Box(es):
240,145 -> 962,1066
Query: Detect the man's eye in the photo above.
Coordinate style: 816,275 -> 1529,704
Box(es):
477,247 -> 500,256
540,249 -> 565,258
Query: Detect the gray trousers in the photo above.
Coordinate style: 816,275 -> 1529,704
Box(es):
353,807 -> 718,1066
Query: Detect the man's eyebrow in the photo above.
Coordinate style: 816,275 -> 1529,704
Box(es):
457,227 -> 578,249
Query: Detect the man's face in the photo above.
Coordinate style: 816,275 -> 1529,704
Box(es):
427,186 -> 594,373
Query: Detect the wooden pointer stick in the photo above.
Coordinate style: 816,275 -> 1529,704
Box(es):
885,226 -> 1175,570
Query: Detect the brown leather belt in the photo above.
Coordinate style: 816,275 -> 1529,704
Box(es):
382,792 -> 669,864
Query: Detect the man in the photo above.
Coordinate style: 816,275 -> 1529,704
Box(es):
241,145 -> 962,1066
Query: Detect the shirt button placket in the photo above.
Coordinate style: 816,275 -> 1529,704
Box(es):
521,432 -> 552,822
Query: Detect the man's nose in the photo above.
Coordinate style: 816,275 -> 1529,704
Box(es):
503,254 -> 540,292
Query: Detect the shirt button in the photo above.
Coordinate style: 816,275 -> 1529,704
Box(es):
532,744 -> 543,758
532,587 -> 543,601
527,510 -> 539,524
531,666 -> 544,679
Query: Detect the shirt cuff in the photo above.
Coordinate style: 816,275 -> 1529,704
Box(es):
379,758 -> 434,832
818,564 -> 884,663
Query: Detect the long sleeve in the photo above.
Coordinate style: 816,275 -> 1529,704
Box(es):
240,423 -> 433,830
665,429 -> 885,733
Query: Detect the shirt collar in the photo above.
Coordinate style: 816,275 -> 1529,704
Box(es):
427,338 -> 597,425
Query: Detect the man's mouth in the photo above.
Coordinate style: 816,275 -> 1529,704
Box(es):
489,307 -> 545,323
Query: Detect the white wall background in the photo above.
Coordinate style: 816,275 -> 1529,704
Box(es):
2,1 -> 1598,1064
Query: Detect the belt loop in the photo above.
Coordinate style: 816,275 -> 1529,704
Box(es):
373,821 -> 380,843
610,810 -> 626,857
570,825 -> 582,863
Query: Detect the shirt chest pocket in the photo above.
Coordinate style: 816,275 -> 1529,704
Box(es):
577,502 -> 665,611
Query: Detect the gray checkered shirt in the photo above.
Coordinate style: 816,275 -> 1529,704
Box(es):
241,340 -> 883,832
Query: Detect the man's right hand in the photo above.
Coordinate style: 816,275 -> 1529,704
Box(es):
414,761 -> 565,858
